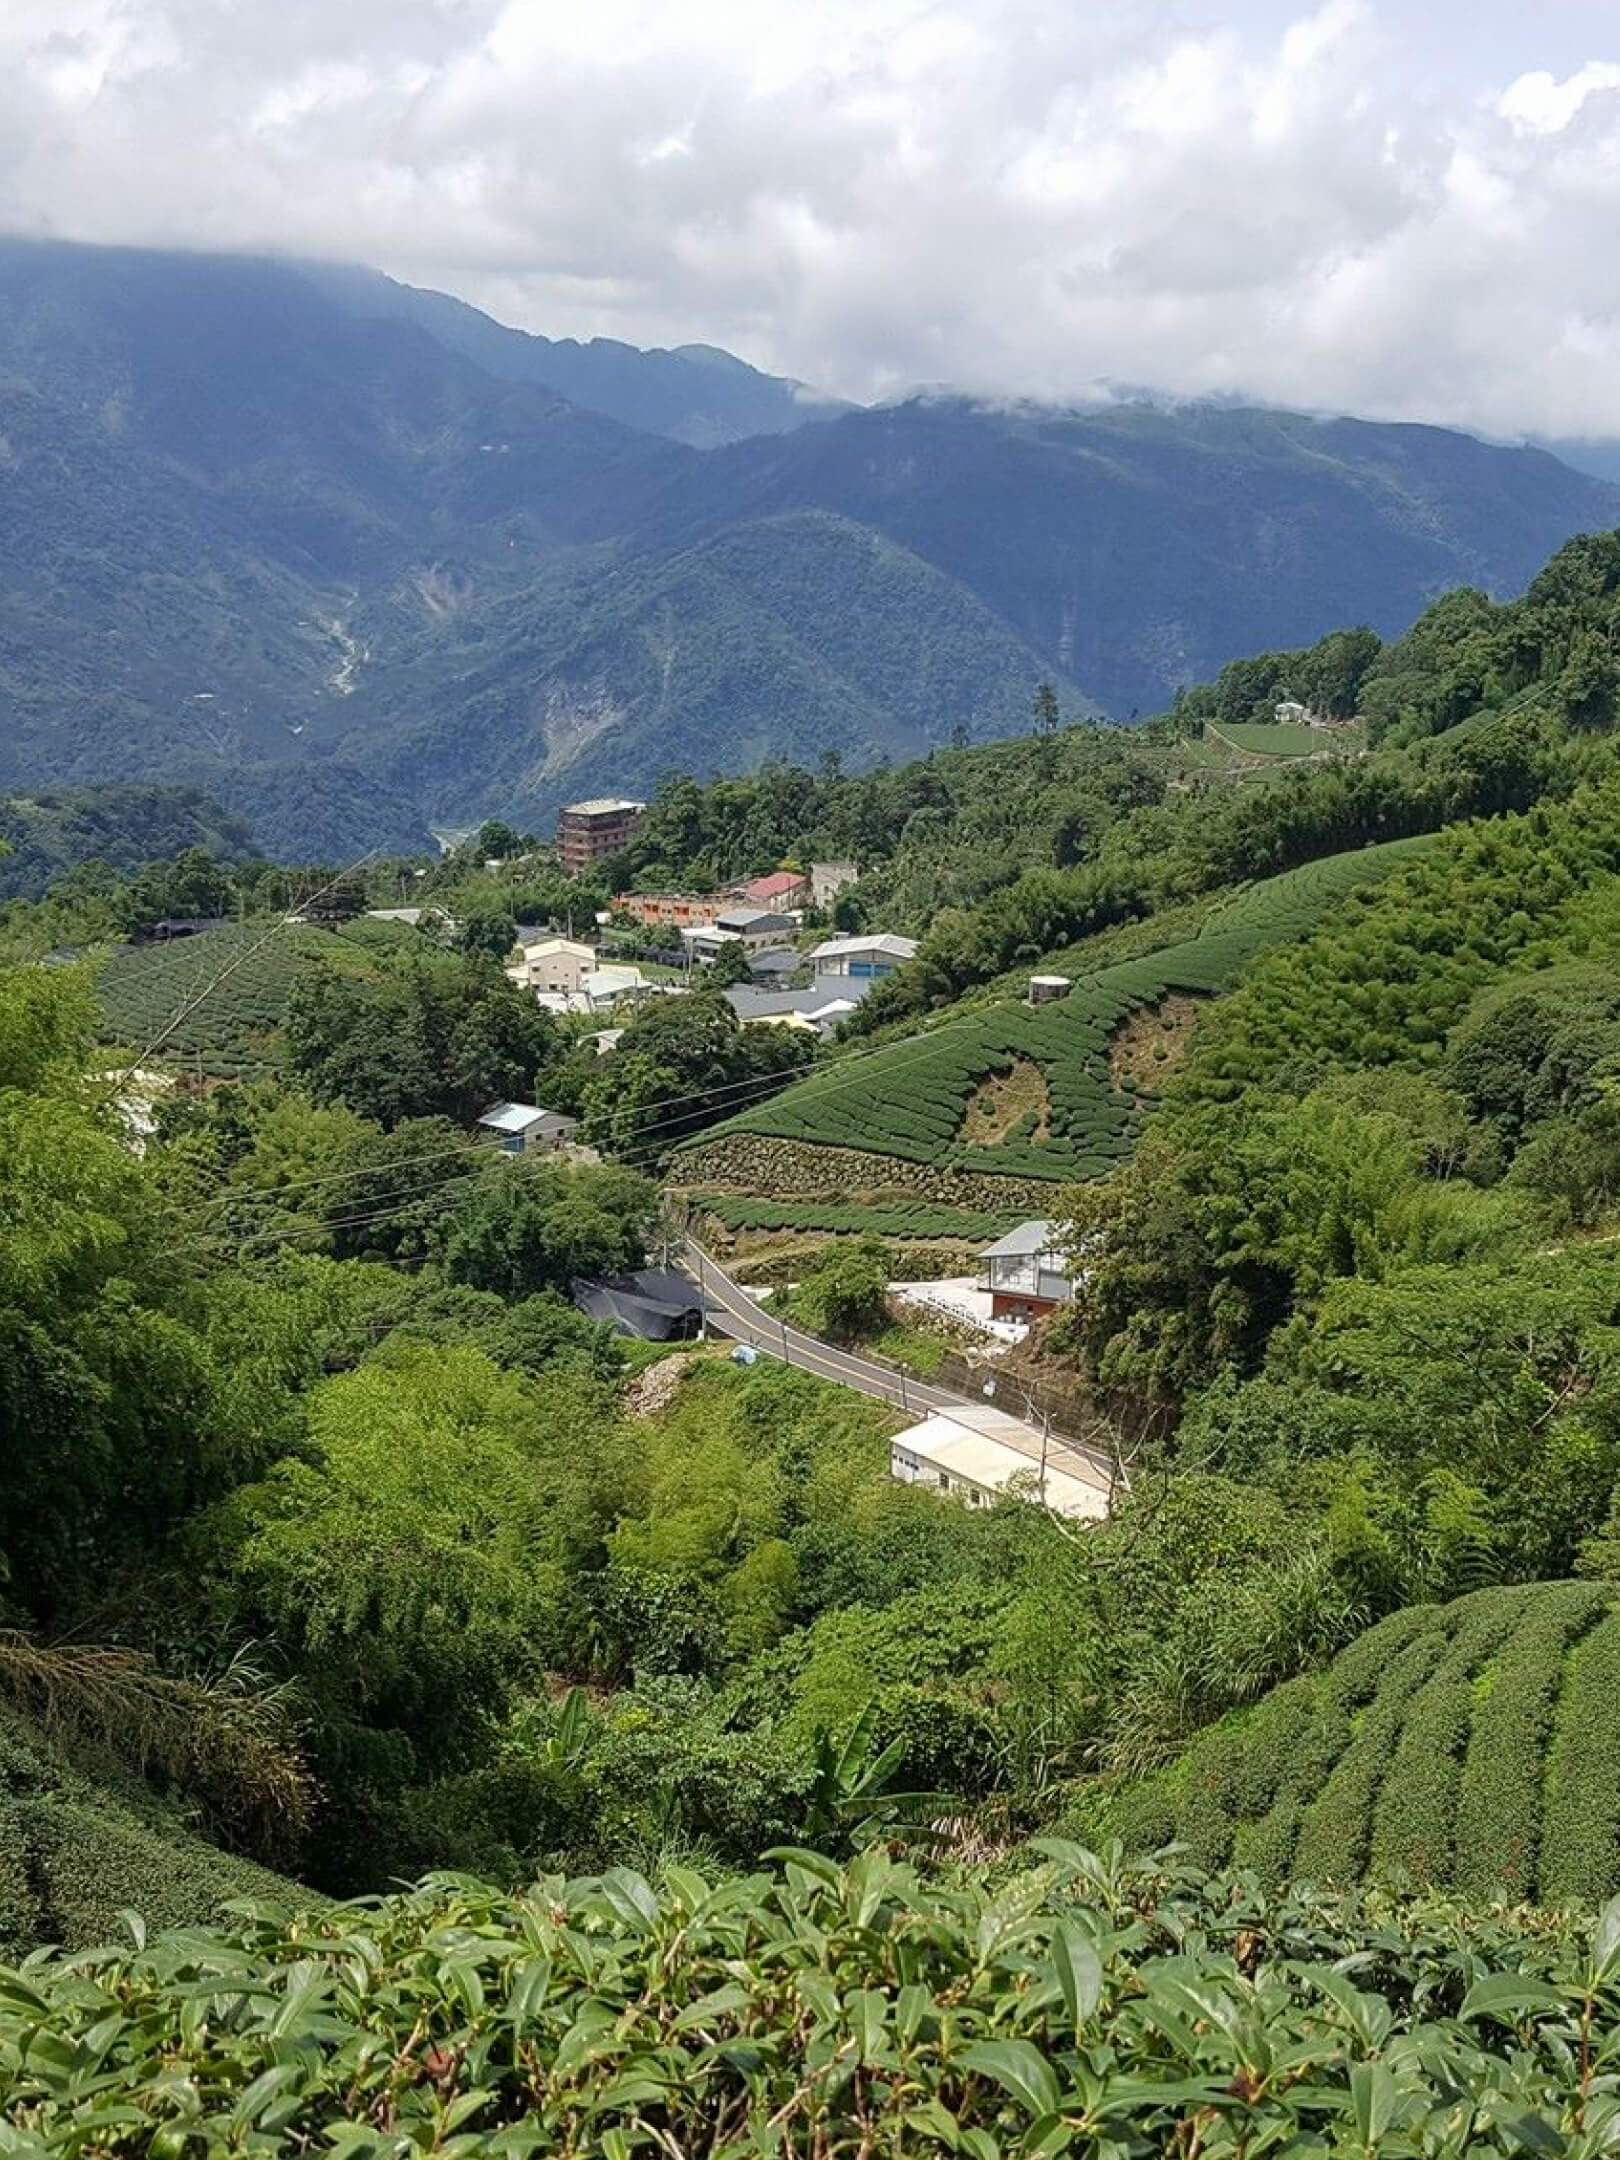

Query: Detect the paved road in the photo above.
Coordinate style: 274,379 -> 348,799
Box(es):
679,1237 -> 1117,1494
682,1236 -> 953,1417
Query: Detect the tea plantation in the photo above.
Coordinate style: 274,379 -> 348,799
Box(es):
7,1841 -> 1618,2156
1211,720 -> 1330,757
692,1194 -> 1022,1240
1102,1580 -> 1620,1906
689,834 -> 1437,1192
97,917 -> 413,1078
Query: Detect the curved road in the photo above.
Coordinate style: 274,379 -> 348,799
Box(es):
679,1236 -> 1117,1496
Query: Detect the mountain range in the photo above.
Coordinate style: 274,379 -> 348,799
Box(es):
2,234 -> 1618,860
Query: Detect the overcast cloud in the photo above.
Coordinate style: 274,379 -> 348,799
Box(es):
2,0 -> 1619,437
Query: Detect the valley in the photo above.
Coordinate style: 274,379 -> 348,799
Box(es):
12,256 -> 1620,2157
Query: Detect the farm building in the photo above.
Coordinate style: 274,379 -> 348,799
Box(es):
724,977 -> 866,1039
572,1269 -> 703,1341
981,1221 -> 1073,1320
476,1102 -> 578,1155
889,1404 -> 1108,1520
682,911 -> 797,961
809,933 -> 918,978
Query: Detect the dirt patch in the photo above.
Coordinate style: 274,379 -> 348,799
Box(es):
1108,994 -> 1204,1097
624,1352 -> 696,1419
956,1059 -> 1052,1147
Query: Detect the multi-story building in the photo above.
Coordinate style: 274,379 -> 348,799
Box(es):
556,798 -> 645,872
613,891 -> 729,930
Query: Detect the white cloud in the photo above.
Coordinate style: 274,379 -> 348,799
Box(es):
0,1 -> 1619,437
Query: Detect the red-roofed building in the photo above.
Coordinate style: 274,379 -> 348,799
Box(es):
731,869 -> 808,909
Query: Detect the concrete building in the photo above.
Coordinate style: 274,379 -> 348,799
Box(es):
507,936 -> 596,997
810,860 -> 860,907
1028,974 -> 1072,1005
809,933 -> 918,978
476,1102 -> 579,1155
613,891 -> 728,930
981,1221 -> 1073,1322
889,1404 -> 1108,1520
557,798 -> 645,872
683,910 -> 798,962
581,963 -> 658,1010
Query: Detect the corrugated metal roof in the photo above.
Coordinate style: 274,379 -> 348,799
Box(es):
891,1410 -> 1108,1520
981,1220 -> 1058,1259
477,1101 -> 570,1134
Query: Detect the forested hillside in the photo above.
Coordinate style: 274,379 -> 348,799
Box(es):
15,525 -> 1620,2146
2,237 -> 1617,850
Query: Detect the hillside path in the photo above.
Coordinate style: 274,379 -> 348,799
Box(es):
678,1236 -> 1117,1503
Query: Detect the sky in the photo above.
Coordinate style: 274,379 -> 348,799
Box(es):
3,0 -> 1620,439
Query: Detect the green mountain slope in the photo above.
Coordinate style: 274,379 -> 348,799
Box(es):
599,396 -> 1620,719
2,238 -> 1618,846
1101,1582 -> 1620,1906
362,512 -> 1080,819
679,834 -> 1437,1199
306,261 -> 851,447
0,786 -> 258,902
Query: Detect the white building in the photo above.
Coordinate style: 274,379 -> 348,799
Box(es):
507,936 -> 596,997
724,977 -> 865,1040
809,933 -> 918,978
582,963 -> 659,1010
889,1403 -> 1109,1521
476,1101 -> 579,1155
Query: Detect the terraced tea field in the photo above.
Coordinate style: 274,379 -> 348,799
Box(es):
98,916 -> 412,1078
1106,1580 -> 1620,1905
1209,720 -> 1327,757
690,1196 -> 1023,1241
679,834 -> 1437,1200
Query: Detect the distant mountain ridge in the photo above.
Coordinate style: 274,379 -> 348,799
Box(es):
0,236 -> 1617,857
301,262 -> 852,449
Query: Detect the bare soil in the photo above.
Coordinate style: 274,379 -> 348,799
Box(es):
1108,994 -> 1204,1098
956,1059 -> 1052,1146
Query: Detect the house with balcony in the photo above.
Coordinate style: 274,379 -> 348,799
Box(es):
980,1220 -> 1073,1321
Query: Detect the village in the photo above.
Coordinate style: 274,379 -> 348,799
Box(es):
414,793 -> 1110,1523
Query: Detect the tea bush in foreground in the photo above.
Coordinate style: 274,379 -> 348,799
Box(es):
6,1844 -> 1620,2157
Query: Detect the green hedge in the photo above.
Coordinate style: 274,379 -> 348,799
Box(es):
1539,1606 -> 1620,1905
1452,1582 -> 1609,1902
1104,1583 -> 1620,1906
693,1195 -> 1020,1240
0,1714 -> 298,1959
1367,1588 -> 1533,1887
